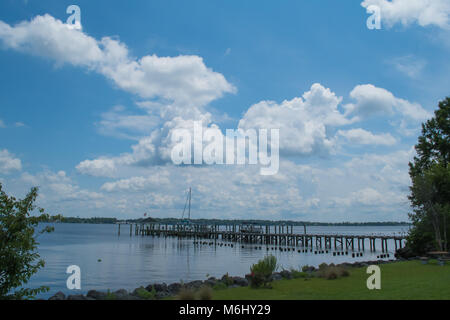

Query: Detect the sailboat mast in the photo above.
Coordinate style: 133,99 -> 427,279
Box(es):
188,187 -> 191,220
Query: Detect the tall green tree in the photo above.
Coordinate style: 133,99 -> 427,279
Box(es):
408,97 -> 450,253
0,183 -> 54,299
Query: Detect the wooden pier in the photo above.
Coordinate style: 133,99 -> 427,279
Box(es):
117,222 -> 406,253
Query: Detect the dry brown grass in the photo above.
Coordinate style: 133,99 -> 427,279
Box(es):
316,264 -> 350,280
176,288 -> 196,300
196,285 -> 213,300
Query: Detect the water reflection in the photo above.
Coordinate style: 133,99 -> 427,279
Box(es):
29,223 -> 409,299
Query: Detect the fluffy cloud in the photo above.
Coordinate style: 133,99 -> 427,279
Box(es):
389,55 -> 427,78
0,13 -> 430,222
15,170 -> 106,214
79,83 -> 355,177
239,83 -> 351,156
0,14 -> 235,107
2,145 -> 415,221
76,83 -> 423,178
337,128 -> 397,146
0,149 -> 22,174
77,147 -> 414,221
344,84 -> 431,121
76,158 -> 118,178
361,0 -> 450,29
343,147 -> 415,186
77,112 -> 217,177
96,105 -> 160,140
101,169 -> 171,192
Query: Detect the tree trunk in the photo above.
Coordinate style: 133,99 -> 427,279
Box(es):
443,211 -> 448,252
428,203 -> 443,251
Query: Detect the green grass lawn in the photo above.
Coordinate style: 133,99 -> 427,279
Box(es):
212,260 -> 450,300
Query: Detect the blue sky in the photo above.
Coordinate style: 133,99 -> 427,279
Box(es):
0,0 -> 449,221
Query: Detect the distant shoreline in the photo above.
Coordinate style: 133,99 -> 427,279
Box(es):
42,216 -> 411,227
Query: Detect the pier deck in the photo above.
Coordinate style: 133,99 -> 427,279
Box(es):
117,222 -> 406,253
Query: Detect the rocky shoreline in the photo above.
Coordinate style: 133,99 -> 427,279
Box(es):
48,258 -> 408,300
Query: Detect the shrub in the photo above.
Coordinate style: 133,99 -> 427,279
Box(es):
212,282 -> 227,290
290,269 -> 307,279
301,265 -> 314,272
249,255 -> 277,288
324,269 -> 338,280
317,265 -> 350,280
196,286 -> 213,300
318,263 -> 328,270
221,273 -> 234,286
135,286 -> 156,300
338,268 -> 350,277
105,290 -> 117,300
249,272 -> 266,288
176,288 -> 196,300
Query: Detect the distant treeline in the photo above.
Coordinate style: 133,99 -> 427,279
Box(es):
43,216 -> 410,226
45,216 -> 117,224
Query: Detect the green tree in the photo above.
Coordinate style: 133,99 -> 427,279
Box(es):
408,97 -> 450,253
0,183 -> 54,299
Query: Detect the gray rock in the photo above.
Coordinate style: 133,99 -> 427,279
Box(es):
67,294 -> 88,300
185,280 -> 203,290
153,283 -> 168,292
113,289 -> 129,300
280,270 -> 292,279
49,291 -> 66,300
87,290 -> 107,300
156,291 -> 171,299
204,279 -> 217,287
168,282 -> 182,294
232,277 -> 248,287
270,273 -> 283,281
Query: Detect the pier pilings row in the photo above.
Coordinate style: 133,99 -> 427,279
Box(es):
117,223 -> 406,252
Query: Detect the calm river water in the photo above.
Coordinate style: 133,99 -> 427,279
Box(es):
29,223 -> 409,299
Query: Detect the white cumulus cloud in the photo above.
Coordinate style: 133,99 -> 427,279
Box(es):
361,0 -> 450,29
239,83 -> 352,156
0,149 -> 22,174
344,84 -> 431,121
0,14 -> 236,107
337,128 -> 397,146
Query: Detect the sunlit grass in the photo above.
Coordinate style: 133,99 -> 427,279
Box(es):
211,260 -> 450,300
